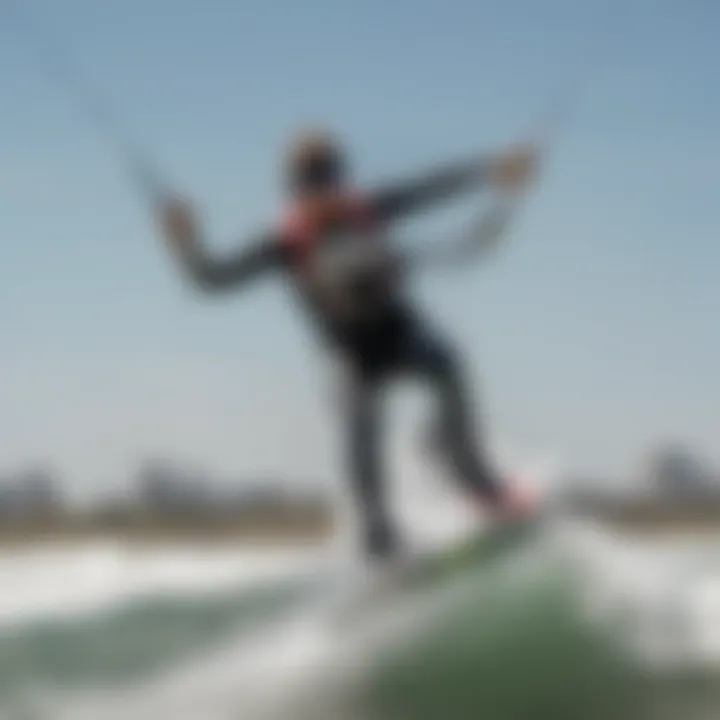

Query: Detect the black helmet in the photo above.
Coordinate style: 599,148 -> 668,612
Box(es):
284,127 -> 347,196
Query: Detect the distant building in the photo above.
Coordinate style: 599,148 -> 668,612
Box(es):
555,445 -> 720,531
134,463 -> 333,521
645,445 -> 717,501
137,462 -> 210,514
0,467 -> 62,521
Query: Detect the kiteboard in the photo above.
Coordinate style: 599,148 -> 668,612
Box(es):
333,514 -> 543,624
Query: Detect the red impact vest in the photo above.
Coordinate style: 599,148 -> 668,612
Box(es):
280,192 -> 378,267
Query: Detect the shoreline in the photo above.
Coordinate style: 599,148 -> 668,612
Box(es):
0,514 -> 336,547
1,508 -> 719,547
568,503 -> 720,534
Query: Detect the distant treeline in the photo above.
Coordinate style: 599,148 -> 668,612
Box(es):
0,463 -> 336,541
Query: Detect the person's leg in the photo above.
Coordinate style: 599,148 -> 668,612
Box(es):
336,356 -> 399,558
401,322 -> 503,505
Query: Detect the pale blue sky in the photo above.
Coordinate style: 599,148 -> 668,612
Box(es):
1,0 -> 718,495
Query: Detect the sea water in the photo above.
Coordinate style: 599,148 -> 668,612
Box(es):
0,521 -> 718,720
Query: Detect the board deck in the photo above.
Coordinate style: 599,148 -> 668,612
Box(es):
333,515 -> 542,624
396,515 -> 541,586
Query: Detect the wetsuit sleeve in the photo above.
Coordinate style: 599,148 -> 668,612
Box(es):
171,229 -> 288,293
369,156 -> 493,222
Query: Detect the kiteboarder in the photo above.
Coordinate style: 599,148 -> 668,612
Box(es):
156,129 -> 538,559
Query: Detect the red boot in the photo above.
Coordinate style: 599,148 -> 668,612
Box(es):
476,478 -> 540,523
494,480 -> 539,520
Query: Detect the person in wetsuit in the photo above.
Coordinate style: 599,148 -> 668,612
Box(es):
156,128 -> 538,559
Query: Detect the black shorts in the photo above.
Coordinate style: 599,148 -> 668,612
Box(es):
329,302 -> 431,379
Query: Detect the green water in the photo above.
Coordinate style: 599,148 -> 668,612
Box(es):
352,545 -> 720,720
357,566 -> 642,720
0,574 -> 315,704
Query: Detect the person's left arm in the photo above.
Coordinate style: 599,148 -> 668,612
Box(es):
368,144 -> 537,223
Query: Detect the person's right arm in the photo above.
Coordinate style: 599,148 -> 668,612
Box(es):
156,197 -> 287,293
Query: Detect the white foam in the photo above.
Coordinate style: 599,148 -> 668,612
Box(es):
564,521 -> 720,669
0,541 -> 320,626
